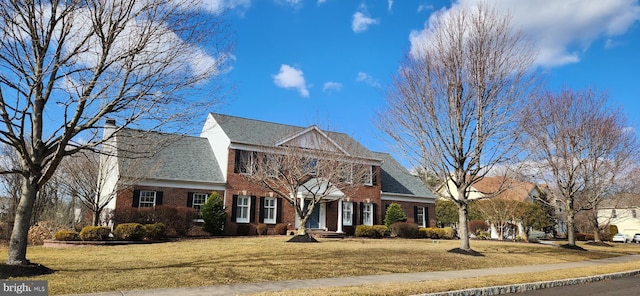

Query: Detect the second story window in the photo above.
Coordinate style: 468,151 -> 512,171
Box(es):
234,150 -> 256,174
363,166 -> 373,186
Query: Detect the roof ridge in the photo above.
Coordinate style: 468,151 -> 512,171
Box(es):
210,112 -> 354,137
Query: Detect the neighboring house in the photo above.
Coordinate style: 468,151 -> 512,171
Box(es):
436,176 -> 545,239
101,113 -> 437,235
598,193 -> 640,239
437,176 -> 543,202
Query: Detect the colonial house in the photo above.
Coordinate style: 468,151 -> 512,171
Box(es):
597,193 -> 640,239
101,113 -> 436,235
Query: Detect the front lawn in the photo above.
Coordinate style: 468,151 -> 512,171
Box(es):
1,237 -> 639,295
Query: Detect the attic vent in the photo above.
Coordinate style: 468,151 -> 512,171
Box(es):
105,119 -> 116,125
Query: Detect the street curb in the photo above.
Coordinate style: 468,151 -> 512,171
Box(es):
416,269 -> 640,296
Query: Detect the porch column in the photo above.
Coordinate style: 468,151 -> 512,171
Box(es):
337,198 -> 344,233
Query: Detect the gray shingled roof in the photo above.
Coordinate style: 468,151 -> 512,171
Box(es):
211,113 -> 377,160
115,128 -> 224,183
373,152 -> 436,198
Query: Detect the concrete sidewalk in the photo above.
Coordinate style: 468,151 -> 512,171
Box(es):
63,254 -> 640,296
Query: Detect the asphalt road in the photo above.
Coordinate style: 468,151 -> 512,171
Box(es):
515,274 -> 640,296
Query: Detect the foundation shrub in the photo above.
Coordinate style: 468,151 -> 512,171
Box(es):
113,223 -> 145,241
53,230 -> 79,241
111,206 -> 197,237
143,223 -> 166,240
442,227 -> 455,239
256,223 -> 268,235
609,225 -> 619,241
389,222 -> 419,238
202,192 -> 226,236
355,225 -> 387,238
384,203 -> 407,228
476,230 -> 490,240
79,226 -> 111,241
274,223 -> 288,235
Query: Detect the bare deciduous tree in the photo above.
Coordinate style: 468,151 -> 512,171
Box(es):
379,4 -> 538,252
0,0 -> 232,264
519,88 -> 637,245
243,129 -> 371,239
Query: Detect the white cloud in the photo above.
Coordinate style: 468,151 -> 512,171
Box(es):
318,0 -> 327,5
417,4 -> 433,13
388,0 -> 394,12
275,0 -> 303,8
199,0 -> 251,14
322,82 -> 343,93
273,64 -> 310,97
356,72 -> 381,88
409,0 -> 640,68
352,5 -> 379,33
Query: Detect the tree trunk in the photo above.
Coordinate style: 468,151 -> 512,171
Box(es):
93,208 -> 101,226
297,222 -> 307,235
7,179 -> 38,265
566,212 -> 576,245
458,203 -> 470,251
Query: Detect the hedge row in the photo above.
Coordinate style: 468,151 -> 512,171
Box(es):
111,206 -> 196,237
53,223 -> 167,242
355,225 -> 388,238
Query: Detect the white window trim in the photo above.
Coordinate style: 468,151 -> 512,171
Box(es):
417,207 -> 427,228
362,202 -> 373,226
192,193 -> 208,219
263,197 -> 277,224
139,191 -> 156,208
236,195 -> 251,223
343,201 -> 353,226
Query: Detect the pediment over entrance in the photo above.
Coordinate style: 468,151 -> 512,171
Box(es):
297,177 -> 345,200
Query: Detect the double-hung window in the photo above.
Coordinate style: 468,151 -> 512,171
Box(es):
263,197 -> 276,224
363,166 -> 373,186
416,207 -> 427,228
235,150 -> 255,174
139,191 -> 156,208
362,203 -> 373,226
236,196 -> 251,223
342,201 -> 354,226
192,193 -> 208,219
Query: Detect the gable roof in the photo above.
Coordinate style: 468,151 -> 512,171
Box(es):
372,152 -> 436,199
210,113 -> 377,160
115,128 -> 224,183
600,193 -> 640,209
472,176 -> 538,201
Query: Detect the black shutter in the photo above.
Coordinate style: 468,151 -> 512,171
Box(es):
276,198 -> 283,223
372,166 -> 378,185
187,192 -> 194,207
234,150 -> 241,173
132,190 -> 141,207
414,206 -> 419,225
231,195 -> 238,221
250,196 -> 256,223
352,202 -> 358,225
259,197 -> 265,223
155,191 -> 163,206
360,202 -> 364,225
373,203 -> 377,225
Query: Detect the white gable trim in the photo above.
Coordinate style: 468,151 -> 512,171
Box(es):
275,126 -> 350,156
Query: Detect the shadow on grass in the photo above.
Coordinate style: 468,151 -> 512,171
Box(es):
585,241 -> 613,247
560,244 -> 588,251
447,248 -> 485,257
0,263 -> 56,279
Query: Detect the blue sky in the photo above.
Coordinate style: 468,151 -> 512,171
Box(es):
209,0 -> 640,159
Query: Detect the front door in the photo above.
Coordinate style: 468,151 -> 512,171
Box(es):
306,204 -> 321,229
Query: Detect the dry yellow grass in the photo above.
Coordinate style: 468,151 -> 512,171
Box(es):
1,237 -> 639,295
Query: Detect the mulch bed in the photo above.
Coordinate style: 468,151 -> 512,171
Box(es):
0,263 -> 55,279
287,234 -> 319,243
448,248 -> 485,257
